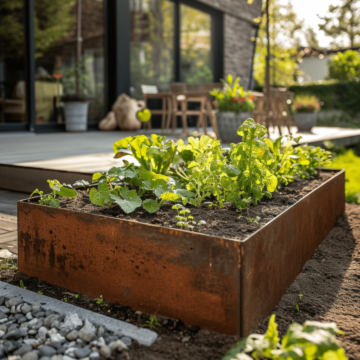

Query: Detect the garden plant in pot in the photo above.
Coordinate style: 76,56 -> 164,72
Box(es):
293,95 -> 320,133
211,74 -> 255,142
59,57 -> 90,132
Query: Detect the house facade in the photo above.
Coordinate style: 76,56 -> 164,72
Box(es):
0,0 -> 261,133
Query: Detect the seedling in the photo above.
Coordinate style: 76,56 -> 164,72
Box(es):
30,180 -> 77,208
20,280 -> 25,289
141,314 -> 162,330
248,216 -> 260,223
298,294 -> 303,301
172,204 -> 195,230
96,295 -> 103,304
296,304 -> 300,312
63,298 -> 68,302
75,294 -> 79,299
37,291 -> 43,295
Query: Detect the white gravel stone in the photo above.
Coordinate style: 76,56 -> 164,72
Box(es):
79,319 -> 96,342
46,328 -> 58,337
21,304 -> 32,315
26,312 -> 34,321
0,330 -> 4,338
50,333 -> 66,344
100,345 -> 111,359
11,306 -> 16,314
23,339 -> 39,347
16,304 -> 23,313
66,330 -> 79,341
62,313 -> 83,331
89,351 -> 100,360
38,326 -> 47,339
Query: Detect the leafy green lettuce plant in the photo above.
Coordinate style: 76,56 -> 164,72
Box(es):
30,180 -> 77,208
264,135 -> 302,187
229,119 -> 278,208
223,315 -> 347,360
113,134 -> 176,175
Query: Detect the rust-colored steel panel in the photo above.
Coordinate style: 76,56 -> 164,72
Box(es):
17,169 -> 345,336
18,203 -> 241,335
240,170 -> 345,335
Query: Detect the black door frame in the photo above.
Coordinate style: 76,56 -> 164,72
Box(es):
0,0 -> 223,133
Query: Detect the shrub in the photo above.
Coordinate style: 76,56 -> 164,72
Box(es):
328,50 -> 360,82
294,94 -> 320,113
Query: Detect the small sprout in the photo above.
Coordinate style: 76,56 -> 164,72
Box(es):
96,295 -> 103,304
75,294 -> 79,299
163,222 -> 169,225
198,220 -> 206,226
63,298 -> 68,302
202,202 -> 213,207
188,225 -> 194,230
20,280 -> 26,289
175,216 -> 186,221
188,216 -> 194,220
179,209 -> 190,215
37,291 -> 43,295
176,222 -> 185,227
298,294 -> 303,301
248,216 -> 260,223
141,314 -> 162,329
183,223 -> 189,228
191,221 -> 196,225
172,204 -> 183,210
296,304 -> 300,312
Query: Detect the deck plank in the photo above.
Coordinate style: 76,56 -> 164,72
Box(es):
0,220 -> 17,232
0,232 -> 17,244
0,241 -> 18,254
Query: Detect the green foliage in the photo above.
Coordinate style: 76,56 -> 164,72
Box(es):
20,280 -> 25,289
210,75 -> 255,115
141,314 -> 162,330
325,148 -> 360,204
223,315 -> 347,360
288,80 -> 360,115
229,119 -> 278,208
254,0 -> 304,87
264,135 -> 301,186
96,296 -> 103,305
110,187 -> 142,214
318,0 -> 360,48
113,134 -> 176,175
328,51 -> 360,82
294,146 -> 332,179
30,180 -> 77,208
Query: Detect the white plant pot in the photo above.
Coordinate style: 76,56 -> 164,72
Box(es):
216,112 -> 252,143
64,102 -> 89,132
293,112 -> 318,133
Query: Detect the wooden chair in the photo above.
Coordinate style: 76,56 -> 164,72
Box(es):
169,83 -> 188,134
197,83 -> 223,139
141,85 -> 172,132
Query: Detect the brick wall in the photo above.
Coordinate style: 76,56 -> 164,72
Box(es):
199,0 -> 262,89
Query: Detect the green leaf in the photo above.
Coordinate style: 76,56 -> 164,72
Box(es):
174,189 -> 195,198
143,199 -> 160,213
89,182 -> 112,207
222,339 -> 247,360
139,171 -> 169,182
136,108 -> 152,122
264,314 -> 279,346
47,180 -> 77,198
160,192 -> 182,202
110,187 -> 142,213
92,172 -> 104,183
30,189 -> 43,198
223,165 -> 241,177
108,166 -> 138,179
49,199 -> 60,208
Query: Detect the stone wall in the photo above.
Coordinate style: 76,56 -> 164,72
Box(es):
199,0 -> 262,89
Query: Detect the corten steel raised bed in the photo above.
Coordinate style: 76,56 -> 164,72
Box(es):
17,169 -> 345,336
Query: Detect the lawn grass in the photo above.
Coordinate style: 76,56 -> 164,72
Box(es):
325,149 -> 360,204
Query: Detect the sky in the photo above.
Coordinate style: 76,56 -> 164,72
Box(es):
280,0 -> 346,48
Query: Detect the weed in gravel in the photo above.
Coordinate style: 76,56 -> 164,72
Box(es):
0,259 -> 17,271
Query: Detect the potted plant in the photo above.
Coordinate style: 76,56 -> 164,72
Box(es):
293,95 -> 320,133
210,74 -> 256,142
59,57 -> 90,132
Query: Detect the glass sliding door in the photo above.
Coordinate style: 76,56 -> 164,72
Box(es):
0,1 -> 27,125
130,0 -> 174,100
33,0 -> 105,125
180,4 -> 213,84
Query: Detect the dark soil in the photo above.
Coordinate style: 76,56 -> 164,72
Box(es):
2,202 -> 359,359
58,171 -> 334,240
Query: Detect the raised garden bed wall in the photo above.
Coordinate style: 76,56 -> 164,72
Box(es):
17,169 -> 345,336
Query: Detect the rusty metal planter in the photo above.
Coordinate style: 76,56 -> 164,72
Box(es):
17,169 -> 345,336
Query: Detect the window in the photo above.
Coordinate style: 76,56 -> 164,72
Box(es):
130,0 -> 174,100
34,0 -> 105,124
180,4 -> 213,84
0,1 -> 26,124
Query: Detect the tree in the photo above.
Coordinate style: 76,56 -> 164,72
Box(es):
305,27 -> 320,49
0,0 -> 75,60
254,0 -> 303,87
328,50 -> 360,81
318,0 -> 360,48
